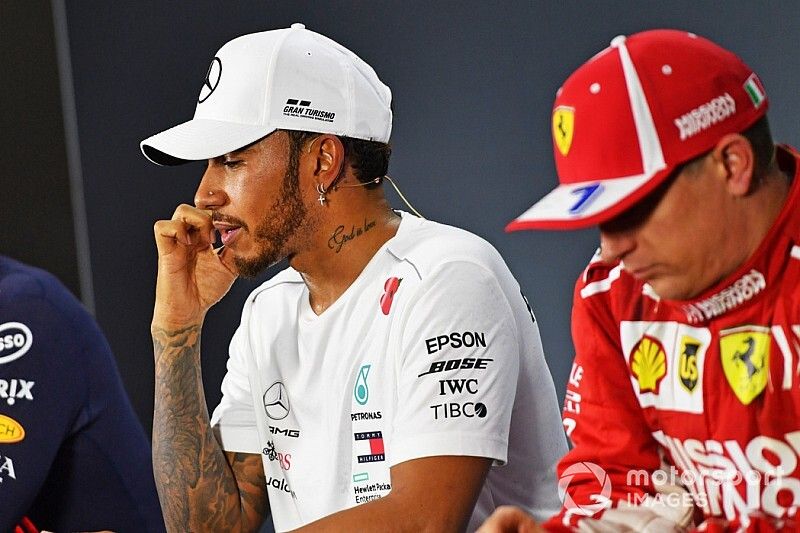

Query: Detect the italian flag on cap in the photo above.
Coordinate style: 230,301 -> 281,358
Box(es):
744,73 -> 766,108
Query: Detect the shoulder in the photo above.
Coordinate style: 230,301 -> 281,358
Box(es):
388,215 -> 512,282
573,249 -> 652,317
1,256 -> 58,299
0,256 -> 109,368
245,266 -> 305,306
577,249 -> 624,297
0,256 -> 84,318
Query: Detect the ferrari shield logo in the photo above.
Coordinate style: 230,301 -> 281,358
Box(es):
552,106 -> 575,156
720,327 -> 770,405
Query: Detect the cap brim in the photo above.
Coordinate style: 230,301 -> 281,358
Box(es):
140,118 -> 277,166
506,167 -> 673,231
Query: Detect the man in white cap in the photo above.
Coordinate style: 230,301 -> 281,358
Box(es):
142,24 -> 566,532
480,29 -> 800,532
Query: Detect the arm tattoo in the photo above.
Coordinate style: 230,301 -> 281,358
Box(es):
152,325 -> 267,532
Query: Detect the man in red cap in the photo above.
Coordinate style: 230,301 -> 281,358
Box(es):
480,29 -> 800,531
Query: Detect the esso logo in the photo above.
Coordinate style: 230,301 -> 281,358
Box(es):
0,323 -> 33,365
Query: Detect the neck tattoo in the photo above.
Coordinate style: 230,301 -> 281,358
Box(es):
328,218 -> 377,253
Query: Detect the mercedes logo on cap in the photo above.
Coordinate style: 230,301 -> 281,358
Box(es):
263,381 -> 290,420
198,57 -> 222,103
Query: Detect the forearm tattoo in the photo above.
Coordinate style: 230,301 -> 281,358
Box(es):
152,325 -> 264,532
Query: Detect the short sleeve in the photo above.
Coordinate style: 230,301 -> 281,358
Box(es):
389,261 -> 520,467
210,310 -> 261,454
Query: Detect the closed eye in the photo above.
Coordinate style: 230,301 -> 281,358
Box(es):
223,159 -> 243,169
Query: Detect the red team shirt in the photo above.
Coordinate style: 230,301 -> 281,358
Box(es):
549,146 -> 800,531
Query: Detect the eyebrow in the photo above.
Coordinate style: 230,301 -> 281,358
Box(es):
212,145 -> 254,163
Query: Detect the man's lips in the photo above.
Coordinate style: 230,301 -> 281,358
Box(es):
213,222 -> 242,247
627,265 -> 657,280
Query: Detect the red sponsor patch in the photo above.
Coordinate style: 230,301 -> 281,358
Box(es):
369,436 -> 384,455
380,277 -> 402,315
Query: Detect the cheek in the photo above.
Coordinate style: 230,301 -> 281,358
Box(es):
654,206 -> 722,273
630,220 -> 684,270
647,185 -> 709,255
233,178 -> 278,217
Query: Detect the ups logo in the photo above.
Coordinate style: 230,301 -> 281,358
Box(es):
679,336 -> 701,393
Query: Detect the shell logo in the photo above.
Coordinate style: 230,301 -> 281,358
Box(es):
629,336 -> 667,394
0,414 -> 25,443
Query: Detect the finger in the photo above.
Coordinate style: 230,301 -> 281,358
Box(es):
154,219 -> 191,248
171,204 -> 215,239
154,219 -> 213,255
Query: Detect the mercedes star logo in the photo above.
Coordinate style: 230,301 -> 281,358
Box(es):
198,57 -> 222,103
263,381 -> 290,420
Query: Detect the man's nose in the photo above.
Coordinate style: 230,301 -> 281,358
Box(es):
599,228 -> 637,263
194,168 -> 225,209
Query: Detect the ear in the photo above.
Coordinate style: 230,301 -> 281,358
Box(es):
710,133 -> 756,197
308,134 -> 345,189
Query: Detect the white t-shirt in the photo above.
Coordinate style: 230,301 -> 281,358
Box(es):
211,213 -> 566,532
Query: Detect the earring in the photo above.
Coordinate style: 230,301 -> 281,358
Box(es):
316,183 -> 327,205
208,190 -> 215,196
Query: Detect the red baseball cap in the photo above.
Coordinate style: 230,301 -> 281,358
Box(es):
507,29 -> 769,231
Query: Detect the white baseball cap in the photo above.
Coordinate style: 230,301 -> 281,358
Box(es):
141,23 -> 393,165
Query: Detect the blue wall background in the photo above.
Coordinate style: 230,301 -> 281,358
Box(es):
19,1 -> 800,437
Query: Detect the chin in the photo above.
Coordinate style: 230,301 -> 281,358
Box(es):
234,250 -> 284,279
648,280 -> 699,302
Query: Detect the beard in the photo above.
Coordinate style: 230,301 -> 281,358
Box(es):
233,158 -> 309,279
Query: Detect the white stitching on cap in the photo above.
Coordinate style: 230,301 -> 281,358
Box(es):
613,36 -> 666,175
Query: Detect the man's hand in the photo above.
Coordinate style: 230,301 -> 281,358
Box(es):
152,205 -> 266,533
152,204 -> 237,328
477,506 -> 545,533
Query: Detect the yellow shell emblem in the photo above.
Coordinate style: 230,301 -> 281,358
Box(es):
630,336 -> 667,394
552,106 -> 575,156
0,414 -> 25,444
720,328 -> 769,405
